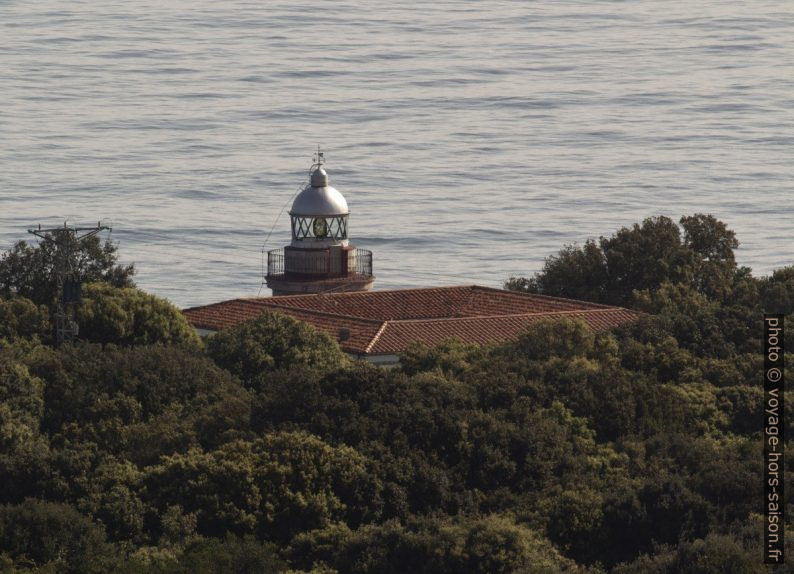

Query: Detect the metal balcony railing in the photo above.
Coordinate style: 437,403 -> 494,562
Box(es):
266,248 -> 373,278
266,249 -> 285,276
355,248 -> 373,276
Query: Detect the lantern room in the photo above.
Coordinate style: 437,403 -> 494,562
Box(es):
289,166 -> 349,246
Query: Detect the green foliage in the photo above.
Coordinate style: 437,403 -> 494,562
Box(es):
0,215 -> 788,572
0,499 -> 112,573
288,514 -> 582,574
0,297 -> 50,346
544,488 -> 605,564
506,216 -> 691,305
0,235 -> 134,307
206,312 -> 349,387
632,282 -> 724,354
162,536 -> 286,574
506,214 -> 744,307
0,356 -> 51,506
400,337 -> 484,378
0,359 -> 44,432
251,364 -> 475,515
21,344 -> 251,465
759,264 -> 794,315
116,535 -> 287,574
75,458 -> 146,543
505,238 -> 609,303
512,318 -> 595,360
613,533 -> 764,574
143,432 -> 381,542
679,214 -> 738,300
76,283 -> 200,347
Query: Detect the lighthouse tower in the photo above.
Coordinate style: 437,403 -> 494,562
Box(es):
265,152 -> 375,296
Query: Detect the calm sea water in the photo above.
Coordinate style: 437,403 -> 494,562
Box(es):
1,1 -> 792,308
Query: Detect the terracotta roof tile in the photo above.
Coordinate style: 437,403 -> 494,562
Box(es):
183,300 -> 384,354
258,286 -> 475,320
366,308 -> 643,354
181,286 -> 642,356
460,286 -> 611,316
182,298 -> 283,331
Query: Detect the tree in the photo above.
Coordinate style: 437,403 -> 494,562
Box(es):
613,534 -> 762,574
76,283 -> 200,347
206,312 -> 349,387
0,296 -> 50,345
0,359 -> 44,444
0,357 -> 51,504
20,343 -> 250,463
679,214 -> 738,300
505,214 -> 742,307
0,499 -> 113,573
759,264 -> 794,315
287,514 -> 581,574
74,458 -> 146,544
143,432 -> 381,543
0,235 -> 134,307
631,282 -> 726,356
600,216 -> 694,305
504,239 -> 608,302
121,535 -> 288,574
544,488 -> 605,564
509,318 -> 595,361
251,431 -> 382,540
400,338 -> 485,379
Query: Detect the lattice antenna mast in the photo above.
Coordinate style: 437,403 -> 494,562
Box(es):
28,222 -> 110,345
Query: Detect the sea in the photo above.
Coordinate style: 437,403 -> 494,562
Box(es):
1,1 -> 792,308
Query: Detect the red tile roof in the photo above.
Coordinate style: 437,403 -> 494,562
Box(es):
367,308 -> 642,354
182,285 -> 642,356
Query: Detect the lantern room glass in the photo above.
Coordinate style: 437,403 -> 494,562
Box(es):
291,215 -> 348,241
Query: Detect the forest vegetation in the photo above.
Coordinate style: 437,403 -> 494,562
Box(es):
0,214 -> 791,573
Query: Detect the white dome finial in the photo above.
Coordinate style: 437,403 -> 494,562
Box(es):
290,149 -> 348,216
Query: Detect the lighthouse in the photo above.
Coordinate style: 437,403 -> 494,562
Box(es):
265,152 -> 375,296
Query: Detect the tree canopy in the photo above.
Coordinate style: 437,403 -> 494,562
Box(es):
0,296 -> 50,346
505,214 -> 741,305
0,234 -> 135,307
0,215 -> 790,572
76,283 -> 200,347
206,311 -> 349,389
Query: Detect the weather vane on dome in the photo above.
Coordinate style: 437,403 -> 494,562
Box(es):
313,144 -> 325,168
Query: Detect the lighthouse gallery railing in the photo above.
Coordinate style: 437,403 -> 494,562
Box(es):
266,248 -> 373,278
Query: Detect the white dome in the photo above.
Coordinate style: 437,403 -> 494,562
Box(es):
289,167 -> 349,216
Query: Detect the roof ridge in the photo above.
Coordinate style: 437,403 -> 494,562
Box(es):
181,301 -> 232,313
381,307 -> 637,325
250,284 -> 477,302
183,297 -> 277,313
468,285 -> 615,309
364,321 -> 390,354
183,286 -> 616,314
255,301 -> 386,326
